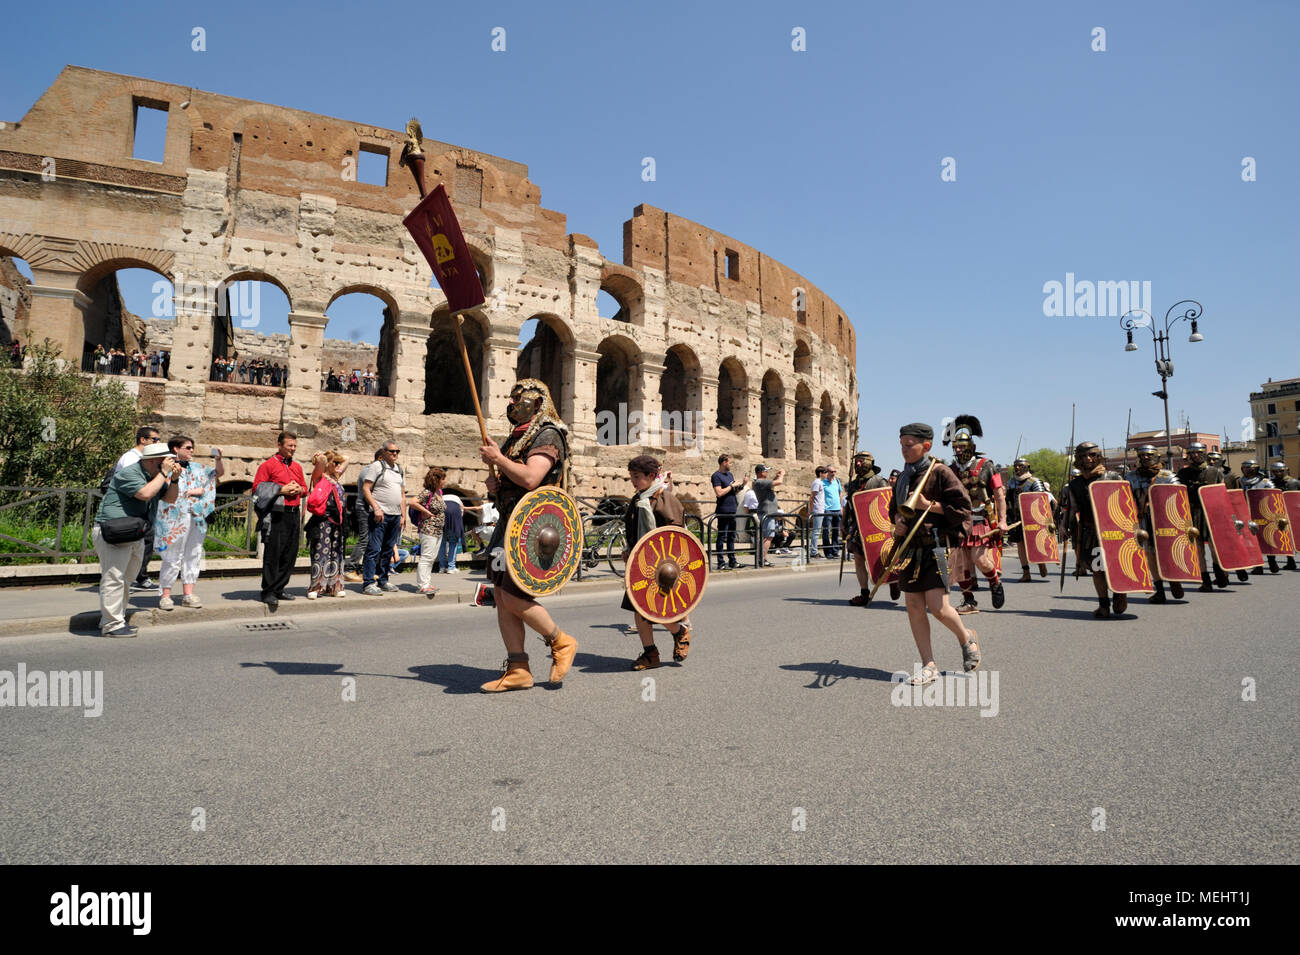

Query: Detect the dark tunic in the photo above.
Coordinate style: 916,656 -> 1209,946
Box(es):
487,423 -> 568,599
888,457 -> 971,593
1006,473 -> 1044,544
1175,463 -> 1224,540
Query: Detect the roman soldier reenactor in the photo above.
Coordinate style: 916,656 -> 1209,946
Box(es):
1063,442 -> 1131,619
1006,457 -> 1047,581
1210,451 -> 1239,490
1127,444 -> 1183,603
1270,461 -> 1299,570
1239,460 -> 1278,575
1176,441 -> 1232,590
945,415 -> 1008,614
843,451 -> 890,607
478,378 -> 579,692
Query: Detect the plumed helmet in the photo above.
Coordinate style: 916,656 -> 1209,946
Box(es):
945,414 -> 982,448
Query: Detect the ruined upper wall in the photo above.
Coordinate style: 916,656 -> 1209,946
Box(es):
0,66 -> 569,250
623,204 -> 856,359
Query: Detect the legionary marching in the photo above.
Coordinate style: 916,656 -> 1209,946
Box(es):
1126,444 -> 1184,604
945,415 -> 1009,614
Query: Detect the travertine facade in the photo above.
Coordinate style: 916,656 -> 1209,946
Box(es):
0,67 -> 858,504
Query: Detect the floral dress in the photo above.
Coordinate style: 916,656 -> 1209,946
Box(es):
155,462 -> 217,550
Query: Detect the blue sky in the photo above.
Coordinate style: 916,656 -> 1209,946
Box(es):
3,0 -> 1297,466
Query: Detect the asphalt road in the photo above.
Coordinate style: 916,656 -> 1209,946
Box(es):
1,564 -> 1296,864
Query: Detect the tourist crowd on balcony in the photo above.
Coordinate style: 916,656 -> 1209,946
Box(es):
322,367 -> 382,395
210,354 -> 289,386
92,345 -> 171,378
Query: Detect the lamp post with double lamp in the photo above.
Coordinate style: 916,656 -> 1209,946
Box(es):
1119,300 -> 1205,470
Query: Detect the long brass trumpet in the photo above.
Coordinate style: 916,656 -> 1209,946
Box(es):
867,456 -> 940,603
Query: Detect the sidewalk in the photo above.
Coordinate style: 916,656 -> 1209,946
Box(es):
0,549 -> 836,639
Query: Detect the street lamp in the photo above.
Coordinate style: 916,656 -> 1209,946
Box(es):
1119,299 -> 1204,469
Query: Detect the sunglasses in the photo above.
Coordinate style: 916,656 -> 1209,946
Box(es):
387,449 -> 401,454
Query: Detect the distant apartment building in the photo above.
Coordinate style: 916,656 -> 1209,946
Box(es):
1249,377 -> 1300,475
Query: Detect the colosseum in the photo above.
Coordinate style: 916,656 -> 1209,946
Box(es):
0,66 -> 859,506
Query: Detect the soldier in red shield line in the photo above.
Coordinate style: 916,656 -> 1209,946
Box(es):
1127,444 -> 1184,604
843,451 -> 891,607
1269,461 -> 1299,571
945,415 -> 1009,614
1176,441 -> 1233,590
478,379 -> 578,693
1006,457 -> 1048,581
1239,460 -> 1279,575
1063,442 -> 1131,619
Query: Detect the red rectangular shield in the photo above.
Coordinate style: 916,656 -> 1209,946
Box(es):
1018,491 -> 1060,564
402,184 -> 485,312
1199,485 -> 1263,571
850,487 -> 897,586
1087,480 -> 1154,593
1147,484 -> 1202,583
1246,488 -> 1295,556
1286,491 -> 1300,554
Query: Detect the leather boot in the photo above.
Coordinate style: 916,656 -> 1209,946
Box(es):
1149,581 -> 1167,604
1170,581 -> 1184,599
1019,568 -> 1031,583
990,578 -> 1005,609
543,630 -> 578,684
1039,564 -> 1048,577
481,654 -> 533,693
1112,592 -> 1128,615
1198,572 -> 1214,593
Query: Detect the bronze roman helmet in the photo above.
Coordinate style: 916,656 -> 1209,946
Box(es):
1136,444 -> 1159,471
947,414 -> 982,465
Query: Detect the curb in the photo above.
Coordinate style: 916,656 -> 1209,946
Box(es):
0,558 -> 837,639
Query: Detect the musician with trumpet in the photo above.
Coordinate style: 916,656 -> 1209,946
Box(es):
884,423 -> 980,687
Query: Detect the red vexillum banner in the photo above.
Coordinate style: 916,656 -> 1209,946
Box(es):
402,184 -> 485,313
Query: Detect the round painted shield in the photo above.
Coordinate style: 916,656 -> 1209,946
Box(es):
624,525 -> 709,624
504,486 -> 584,598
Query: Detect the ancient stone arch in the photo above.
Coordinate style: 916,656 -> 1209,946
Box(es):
0,67 -> 859,500
761,370 -> 785,460
795,382 -> 815,462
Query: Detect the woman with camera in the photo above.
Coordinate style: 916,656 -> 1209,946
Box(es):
93,443 -> 180,637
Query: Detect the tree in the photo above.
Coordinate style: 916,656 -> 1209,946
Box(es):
1021,447 -> 1071,489
0,340 -> 150,496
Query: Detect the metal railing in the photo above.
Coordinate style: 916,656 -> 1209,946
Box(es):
0,486 -> 261,564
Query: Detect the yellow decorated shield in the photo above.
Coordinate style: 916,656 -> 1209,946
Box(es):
504,486 -> 584,598
625,525 -> 709,624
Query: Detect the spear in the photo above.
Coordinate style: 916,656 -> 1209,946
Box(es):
1059,403 -> 1075,591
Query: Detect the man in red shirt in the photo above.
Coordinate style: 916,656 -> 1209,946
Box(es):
253,431 -> 307,610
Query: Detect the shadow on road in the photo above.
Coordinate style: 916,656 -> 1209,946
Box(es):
781,659 -> 897,689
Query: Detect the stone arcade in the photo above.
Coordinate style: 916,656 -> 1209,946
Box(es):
0,67 -> 859,501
